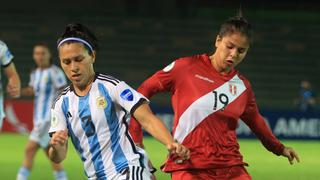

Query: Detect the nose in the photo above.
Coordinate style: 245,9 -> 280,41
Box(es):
70,61 -> 79,72
230,49 -> 238,58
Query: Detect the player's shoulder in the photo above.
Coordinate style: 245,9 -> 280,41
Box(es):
0,40 -> 9,54
0,40 -> 7,48
30,67 -> 38,75
52,85 -> 71,109
95,73 -> 121,87
163,54 -> 206,73
175,54 -> 205,65
50,64 -> 63,72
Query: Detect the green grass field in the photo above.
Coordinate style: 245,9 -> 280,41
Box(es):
0,133 -> 319,180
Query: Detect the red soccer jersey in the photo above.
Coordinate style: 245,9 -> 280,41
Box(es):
129,54 -> 284,172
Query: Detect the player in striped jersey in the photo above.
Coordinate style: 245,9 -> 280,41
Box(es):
48,23 -> 189,180
0,40 -> 21,130
17,43 -> 68,180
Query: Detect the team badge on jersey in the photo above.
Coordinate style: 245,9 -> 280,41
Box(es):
163,61 -> 175,72
51,115 -> 58,128
229,84 -> 237,96
96,96 -> 107,109
120,89 -> 134,101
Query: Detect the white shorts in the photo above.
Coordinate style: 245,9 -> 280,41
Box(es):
0,117 -> 3,130
29,121 -> 51,148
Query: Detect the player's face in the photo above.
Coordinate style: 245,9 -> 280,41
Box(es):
214,32 -> 249,73
59,42 -> 96,89
33,45 -> 51,68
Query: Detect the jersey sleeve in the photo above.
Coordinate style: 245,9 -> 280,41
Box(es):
49,99 -> 67,136
28,71 -> 35,88
240,82 -> 284,155
129,59 -> 184,145
52,66 -> 67,89
0,41 -> 14,67
112,81 -> 149,115
138,59 -> 185,98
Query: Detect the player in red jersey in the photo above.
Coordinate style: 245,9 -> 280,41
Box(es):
129,13 -> 300,180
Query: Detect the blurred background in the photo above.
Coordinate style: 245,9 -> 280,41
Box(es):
0,0 -> 319,179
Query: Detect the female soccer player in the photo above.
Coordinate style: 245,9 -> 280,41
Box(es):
0,40 -> 21,130
48,23 -> 189,180
129,14 -> 300,179
17,43 -> 68,180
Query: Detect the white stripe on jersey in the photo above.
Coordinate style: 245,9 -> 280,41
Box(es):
174,74 -> 247,143
66,97 -> 96,177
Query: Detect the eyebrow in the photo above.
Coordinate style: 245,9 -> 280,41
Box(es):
226,41 -> 247,50
61,55 -> 83,62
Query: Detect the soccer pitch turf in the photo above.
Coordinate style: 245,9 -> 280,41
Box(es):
0,133 -> 319,180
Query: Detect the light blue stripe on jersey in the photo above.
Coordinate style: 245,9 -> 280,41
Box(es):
98,83 -> 129,172
42,73 -> 52,119
34,71 -> 42,123
61,97 -> 86,162
78,94 -> 106,179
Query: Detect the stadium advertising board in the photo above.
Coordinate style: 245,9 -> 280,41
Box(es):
1,100 -> 319,140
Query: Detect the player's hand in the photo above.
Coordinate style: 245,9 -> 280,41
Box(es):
6,82 -> 20,98
166,142 -> 190,161
282,146 -> 300,165
50,130 -> 68,148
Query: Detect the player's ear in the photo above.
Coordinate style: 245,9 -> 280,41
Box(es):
91,51 -> 96,63
215,35 -> 222,48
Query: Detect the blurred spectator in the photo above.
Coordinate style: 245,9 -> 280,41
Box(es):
295,80 -> 316,112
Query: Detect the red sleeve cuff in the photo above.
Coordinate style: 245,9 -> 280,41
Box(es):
274,143 -> 285,156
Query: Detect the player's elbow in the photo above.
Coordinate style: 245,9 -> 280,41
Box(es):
51,157 -> 63,164
48,147 -> 66,163
50,154 -> 66,164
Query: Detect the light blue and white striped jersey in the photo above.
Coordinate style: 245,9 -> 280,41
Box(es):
49,73 -> 149,179
29,65 -> 67,123
0,40 -> 14,121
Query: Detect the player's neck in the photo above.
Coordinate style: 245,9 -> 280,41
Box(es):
209,54 -> 231,75
38,63 -> 51,70
73,72 -> 95,96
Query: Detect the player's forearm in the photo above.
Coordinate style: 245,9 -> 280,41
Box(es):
134,104 -> 175,146
5,63 -> 21,86
143,116 -> 174,146
49,144 -> 67,163
245,113 -> 284,155
21,87 -> 34,96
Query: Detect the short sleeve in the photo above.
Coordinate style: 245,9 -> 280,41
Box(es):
51,66 -> 67,89
0,41 -> 14,67
28,72 -> 35,88
113,81 -> 149,115
49,101 -> 67,136
137,59 -> 187,99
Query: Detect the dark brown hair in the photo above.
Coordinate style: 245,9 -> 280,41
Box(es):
218,10 -> 252,41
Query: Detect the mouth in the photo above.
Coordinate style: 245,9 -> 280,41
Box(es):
71,74 -> 81,81
226,60 -> 234,66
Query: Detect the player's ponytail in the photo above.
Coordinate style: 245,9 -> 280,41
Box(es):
57,23 -> 99,55
218,8 -> 252,42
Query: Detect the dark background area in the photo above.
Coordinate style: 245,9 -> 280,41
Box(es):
1,0 -> 319,109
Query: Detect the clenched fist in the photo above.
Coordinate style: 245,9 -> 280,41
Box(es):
50,130 -> 68,148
